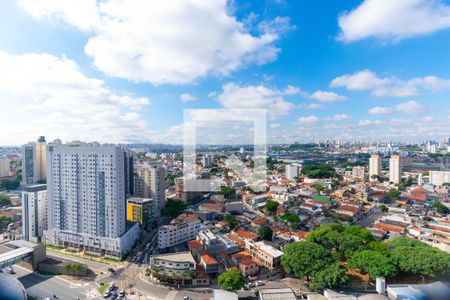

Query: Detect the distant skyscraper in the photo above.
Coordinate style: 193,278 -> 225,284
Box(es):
0,157 -> 10,177
134,163 -> 166,210
22,184 -> 47,242
44,143 -> 138,258
389,155 -> 402,184
285,164 -> 302,181
369,154 -> 381,180
202,155 -> 213,168
22,136 -> 47,185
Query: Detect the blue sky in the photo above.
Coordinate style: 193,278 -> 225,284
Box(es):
0,0 -> 449,145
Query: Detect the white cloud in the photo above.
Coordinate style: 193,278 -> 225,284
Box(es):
216,82 -> 297,119
297,115 -> 319,125
20,0 -> 291,84
395,100 -> 422,114
326,114 -> 351,121
368,106 -> 393,115
301,102 -> 322,109
0,51 -> 151,145
309,90 -> 347,102
358,119 -> 382,126
331,70 -> 450,97
180,93 -> 196,102
338,0 -> 450,42
270,123 -> 281,129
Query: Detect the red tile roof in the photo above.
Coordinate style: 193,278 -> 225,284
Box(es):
188,239 -> 202,249
199,251 -> 219,265
235,230 -> 258,240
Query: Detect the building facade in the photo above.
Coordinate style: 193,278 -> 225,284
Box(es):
134,163 -> 166,209
285,164 -> 302,181
22,136 -> 47,185
352,166 -> 365,179
127,197 -> 158,226
0,158 -> 10,177
429,171 -> 450,186
22,184 -> 47,242
43,143 -> 137,258
369,154 -> 381,180
389,155 -> 402,184
158,217 -> 201,249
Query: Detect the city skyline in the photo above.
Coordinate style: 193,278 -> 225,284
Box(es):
0,0 -> 450,145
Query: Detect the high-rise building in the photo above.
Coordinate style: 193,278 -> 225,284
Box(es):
134,163 -> 166,210
126,197 -> 158,226
22,136 -> 47,185
22,184 -> 47,242
285,164 -> 302,181
0,157 -> 10,177
429,171 -> 450,186
202,155 -> 213,168
389,155 -> 402,184
44,143 -> 138,258
369,154 -> 381,181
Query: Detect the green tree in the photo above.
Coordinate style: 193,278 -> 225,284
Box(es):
282,241 -> 334,280
301,164 -> 338,179
219,186 -> 235,198
348,250 -> 397,279
432,201 -> 449,214
378,205 -> 388,212
161,199 -> 187,217
366,241 -> 390,256
387,189 -> 401,199
218,268 -> 245,290
281,213 -> 300,223
389,237 -> 450,277
265,200 -> 279,214
258,225 -> 273,241
0,194 -> 12,207
309,263 -> 348,292
0,179 -> 20,190
224,215 -> 239,229
314,185 -> 326,192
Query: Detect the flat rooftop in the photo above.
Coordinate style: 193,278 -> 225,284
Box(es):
152,251 -> 195,264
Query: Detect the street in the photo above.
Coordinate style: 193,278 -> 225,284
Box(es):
13,266 -> 92,300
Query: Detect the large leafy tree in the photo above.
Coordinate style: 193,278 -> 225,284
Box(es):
389,237 -> 450,277
309,263 -> 348,292
348,250 -> 397,279
258,225 -> 273,241
307,224 -> 372,258
218,268 -> 245,291
265,200 -> 279,214
224,215 -> 240,229
282,241 -> 334,280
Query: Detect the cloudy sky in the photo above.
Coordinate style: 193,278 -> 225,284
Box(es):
0,0 -> 449,145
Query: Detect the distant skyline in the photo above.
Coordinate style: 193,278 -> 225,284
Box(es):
1,0 -> 450,145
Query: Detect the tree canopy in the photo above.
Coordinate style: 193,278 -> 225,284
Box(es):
301,164 -> 338,179
224,215 -> 239,229
387,189 -> 401,199
282,241 -> 334,279
265,200 -> 279,213
161,199 -> 187,217
309,263 -> 348,292
348,250 -> 397,279
0,194 -> 12,207
432,201 -> 449,214
218,268 -> 245,290
306,224 -> 373,258
258,225 -> 273,241
388,237 -> 450,277
219,186 -> 235,198
281,213 -> 300,223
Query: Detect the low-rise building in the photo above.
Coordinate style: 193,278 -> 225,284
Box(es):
199,251 -> 219,275
245,241 -> 283,269
158,217 -> 201,249
149,252 -> 196,285
127,197 -> 158,227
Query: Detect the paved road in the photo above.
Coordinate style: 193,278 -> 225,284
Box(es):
356,208 -> 382,227
13,266 -> 92,300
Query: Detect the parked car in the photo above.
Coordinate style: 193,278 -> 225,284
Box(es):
108,267 -> 115,273
256,280 -> 264,286
103,291 -> 111,298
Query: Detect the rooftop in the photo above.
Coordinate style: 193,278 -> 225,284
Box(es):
152,251 -> 195,264
259,288 -> 296,300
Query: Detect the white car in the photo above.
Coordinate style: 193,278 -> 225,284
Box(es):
7,267 -> 15,274
256,280 -> 264,286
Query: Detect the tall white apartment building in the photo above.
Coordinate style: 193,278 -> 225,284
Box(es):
285,164 -> 302,181
134,163 -> 166,210
44,143 -> 138,258
389,155 -> 402,184
0,158 -> 10,177
22,136 -> 47,185
369,154 -> 381,180
202,155 -> 213,168
352,166 -> 365,179
22,184 -> 47,242
429,171 -> 450,186
158,217 -> 201,249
